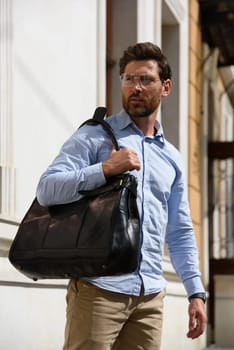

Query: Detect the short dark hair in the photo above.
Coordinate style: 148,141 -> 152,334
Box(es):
119,42 -> 172,80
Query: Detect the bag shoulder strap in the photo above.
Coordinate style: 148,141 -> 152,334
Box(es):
79,107 -> 120,151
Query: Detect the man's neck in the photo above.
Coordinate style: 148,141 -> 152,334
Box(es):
131,114 -> 157,136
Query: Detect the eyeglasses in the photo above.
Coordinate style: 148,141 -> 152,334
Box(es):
120,74 -> 161,88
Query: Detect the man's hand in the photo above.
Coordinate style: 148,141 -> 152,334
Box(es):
102,147 -> 141,177
187,298 -> 207,339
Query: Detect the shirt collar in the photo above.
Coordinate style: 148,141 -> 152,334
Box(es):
116,109 -> 165,144
154,120 -> 165,144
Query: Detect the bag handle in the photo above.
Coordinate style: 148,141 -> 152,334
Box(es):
79,107 -> 120,151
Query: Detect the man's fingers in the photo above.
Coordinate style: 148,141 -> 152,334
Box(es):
102,147 -> 141,177
187,299 -> 207,339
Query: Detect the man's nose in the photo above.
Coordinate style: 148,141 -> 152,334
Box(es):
133,78 -> 143,90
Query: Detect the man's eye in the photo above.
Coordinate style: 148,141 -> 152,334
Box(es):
140,76 -> 152,84
125,75 -> 132,81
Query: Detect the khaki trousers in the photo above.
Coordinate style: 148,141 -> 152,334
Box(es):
63,279 -> 165,350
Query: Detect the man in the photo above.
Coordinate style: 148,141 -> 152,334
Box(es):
36,42 -> 207,350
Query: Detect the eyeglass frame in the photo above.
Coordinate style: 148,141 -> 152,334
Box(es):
120,73 -> 163,88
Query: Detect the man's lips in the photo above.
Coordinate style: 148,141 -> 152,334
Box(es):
129,97 -> 144,104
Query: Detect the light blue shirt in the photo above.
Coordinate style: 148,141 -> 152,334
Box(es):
36,109 -> 205,297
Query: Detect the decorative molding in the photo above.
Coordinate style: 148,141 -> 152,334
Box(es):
0,0 -> 13,164
0,237 -> 12,256
137,0 -> 162,44
0,217 -> 19,226
0,0 -> 15,219
0,280 -> 67,289
96,0 -> 106,106
164,0 -> 186,22
0,166 -> 16,218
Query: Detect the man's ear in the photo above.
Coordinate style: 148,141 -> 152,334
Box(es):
162,79 -> 172,97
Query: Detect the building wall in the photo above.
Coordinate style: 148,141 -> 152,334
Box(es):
215,275 -> 234,347
0,1 -> 106,349
188,0 -> 204,272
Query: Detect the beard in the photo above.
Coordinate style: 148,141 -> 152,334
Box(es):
122,93 -> 159,119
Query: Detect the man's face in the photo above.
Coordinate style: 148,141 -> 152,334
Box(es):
121,60 -> 170,119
